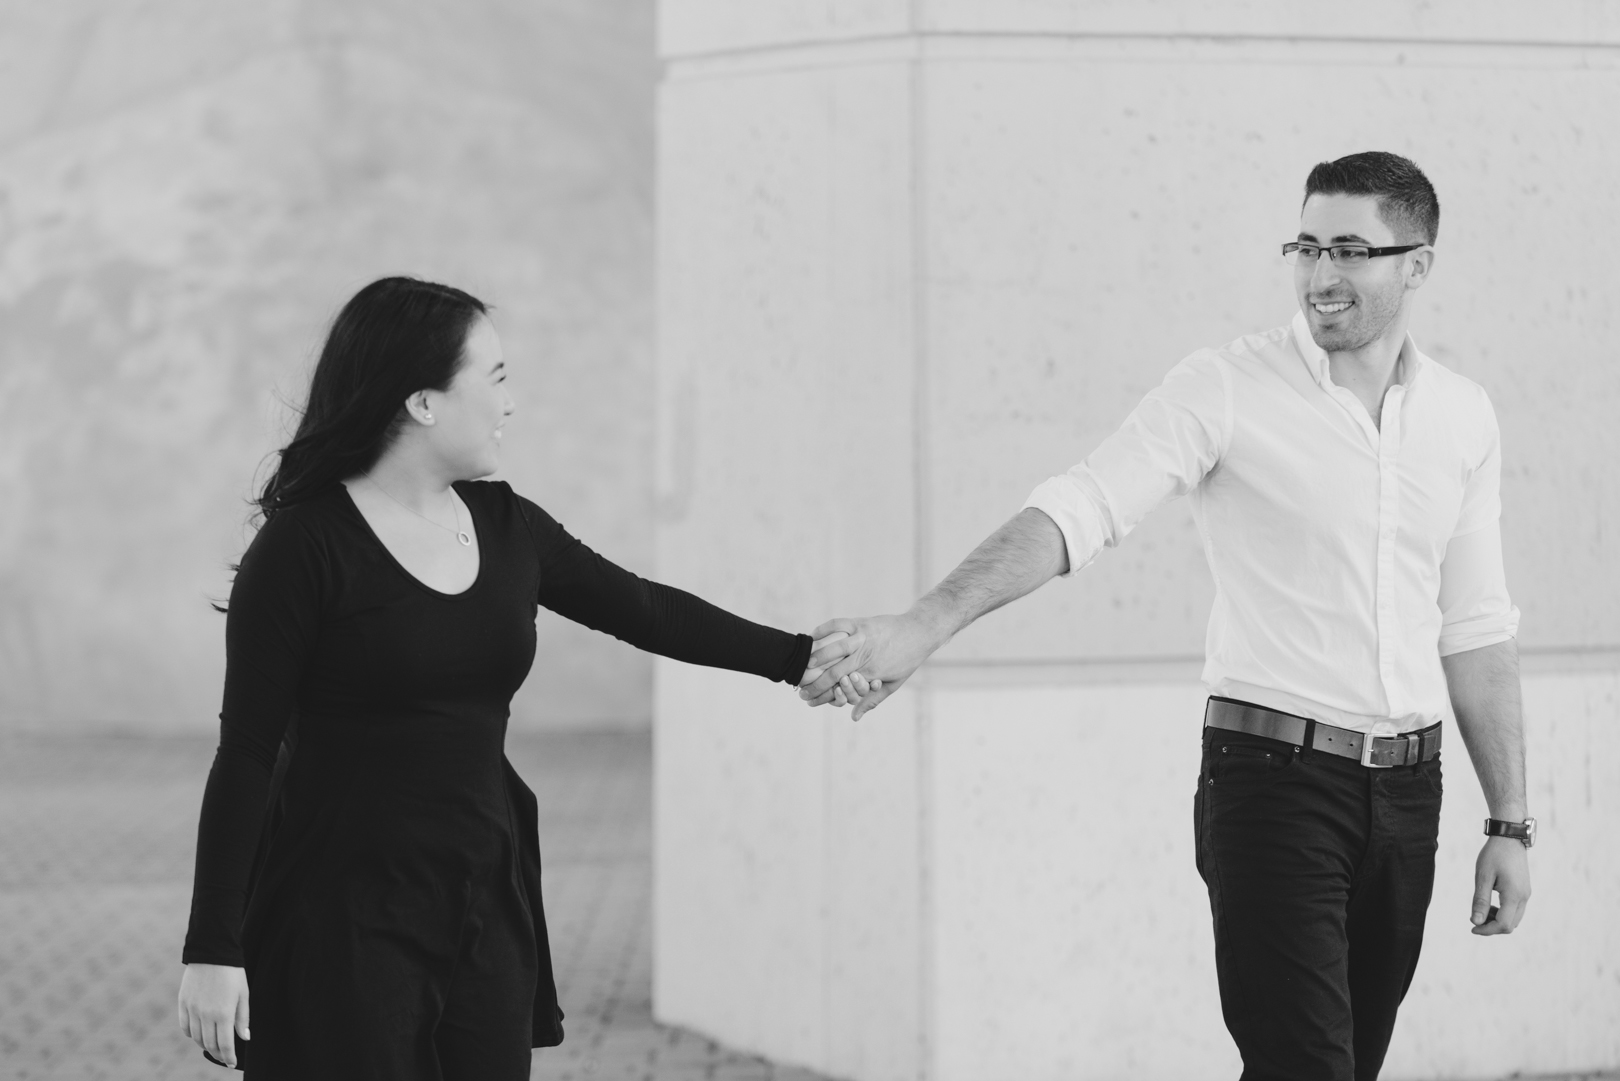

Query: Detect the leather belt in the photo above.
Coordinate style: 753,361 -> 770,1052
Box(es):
1204,697 -> 1441,768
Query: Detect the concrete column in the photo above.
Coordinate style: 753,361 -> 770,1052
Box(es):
653,4 -> 1620,1078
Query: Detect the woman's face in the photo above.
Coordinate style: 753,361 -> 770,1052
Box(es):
423,315 -> 515,480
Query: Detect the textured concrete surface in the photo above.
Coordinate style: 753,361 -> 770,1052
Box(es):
653,1 -> 1620,1078
0,731 -> 836,1081
658,0 -> 1620,56
0,0 -> 660,734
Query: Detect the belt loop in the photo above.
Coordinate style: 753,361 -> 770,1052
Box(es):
1300,718 -> 1316,762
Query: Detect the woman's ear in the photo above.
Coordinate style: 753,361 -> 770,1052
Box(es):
403,391 -> 436,425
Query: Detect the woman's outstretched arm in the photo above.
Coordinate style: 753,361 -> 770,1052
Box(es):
520,495 -> 812,685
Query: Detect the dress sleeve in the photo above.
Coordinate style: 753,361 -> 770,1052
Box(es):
516,494 -> 811,685
182,511 -> 327,966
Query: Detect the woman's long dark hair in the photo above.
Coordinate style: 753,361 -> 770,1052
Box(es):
258,277 -> 487,520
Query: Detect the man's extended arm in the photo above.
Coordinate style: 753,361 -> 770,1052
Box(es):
802,350 -> 1230,715
1441,637 -> 1531,935
800,508 -> 1068,720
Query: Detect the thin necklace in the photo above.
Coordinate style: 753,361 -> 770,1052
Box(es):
364,475 -> 472,546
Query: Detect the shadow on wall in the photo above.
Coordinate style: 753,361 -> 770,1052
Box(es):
0,0 -> 658,733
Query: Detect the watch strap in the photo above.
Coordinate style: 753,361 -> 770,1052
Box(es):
1483,817 -> 1535,847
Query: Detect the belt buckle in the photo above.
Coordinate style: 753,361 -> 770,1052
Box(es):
1360,722 -> 1402,768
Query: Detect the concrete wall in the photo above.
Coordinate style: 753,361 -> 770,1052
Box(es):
0,0 -> 658,733
654,3 -> 1620,1078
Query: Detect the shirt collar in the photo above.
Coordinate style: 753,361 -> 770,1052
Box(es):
1290,310 -> 1428,390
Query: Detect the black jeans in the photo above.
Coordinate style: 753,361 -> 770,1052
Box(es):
1194,721 -> 1443,1081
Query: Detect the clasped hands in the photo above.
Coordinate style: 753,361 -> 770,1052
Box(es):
796,612 -> 945,721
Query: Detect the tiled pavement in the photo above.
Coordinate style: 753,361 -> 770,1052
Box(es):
2,732 -> 1614,1081
0,732 -> 830,1081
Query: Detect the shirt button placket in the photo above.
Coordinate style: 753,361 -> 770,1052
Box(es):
1375,387 -> 1404,711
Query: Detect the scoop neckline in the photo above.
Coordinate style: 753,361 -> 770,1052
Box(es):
339,480 -> 485,599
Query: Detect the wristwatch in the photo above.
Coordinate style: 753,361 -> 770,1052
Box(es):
1483,817 -> 1536,848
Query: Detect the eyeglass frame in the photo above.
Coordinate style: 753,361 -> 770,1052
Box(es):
1282,241 -> 1427,266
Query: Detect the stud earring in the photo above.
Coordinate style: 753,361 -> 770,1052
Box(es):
423,413 -> 433,421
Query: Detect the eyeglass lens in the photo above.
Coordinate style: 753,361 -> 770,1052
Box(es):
1284,245 -> 1370,266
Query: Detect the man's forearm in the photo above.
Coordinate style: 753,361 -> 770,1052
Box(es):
1442,638 -> 1527,820
908,508 -> 1070,650
799,508 -> 1070,712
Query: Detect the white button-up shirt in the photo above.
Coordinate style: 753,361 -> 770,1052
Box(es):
1024,312 -> 1519,734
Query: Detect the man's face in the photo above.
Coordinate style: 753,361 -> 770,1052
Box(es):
1295,193 -> 1421,353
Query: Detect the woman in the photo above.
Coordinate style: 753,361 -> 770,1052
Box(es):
176,277 -> 861,1078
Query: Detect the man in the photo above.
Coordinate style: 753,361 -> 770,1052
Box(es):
800,152 -> 1532,1080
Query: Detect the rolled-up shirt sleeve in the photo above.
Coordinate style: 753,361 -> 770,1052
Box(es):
1024,349 -> 1232,576
1437,393 -> 1519,656
1437,523 -> 1519,656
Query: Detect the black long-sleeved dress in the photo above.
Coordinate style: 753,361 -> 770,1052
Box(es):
183,481 -> 810,1079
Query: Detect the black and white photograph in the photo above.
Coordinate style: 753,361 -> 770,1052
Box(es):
0,3 -> 1615,1080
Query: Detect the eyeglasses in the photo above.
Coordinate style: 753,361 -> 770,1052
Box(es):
1283,242 -> 1425,267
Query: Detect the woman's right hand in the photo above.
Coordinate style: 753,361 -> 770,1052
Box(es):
177,963 -> 250,1067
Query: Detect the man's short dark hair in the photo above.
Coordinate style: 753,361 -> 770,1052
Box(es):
1303,151 -> 1439,246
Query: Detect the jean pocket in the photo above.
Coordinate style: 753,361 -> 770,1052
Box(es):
1207,741 -> 1296,784
1419,755 -> 1444,798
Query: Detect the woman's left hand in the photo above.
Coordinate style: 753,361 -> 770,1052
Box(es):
801,632 -> 880,710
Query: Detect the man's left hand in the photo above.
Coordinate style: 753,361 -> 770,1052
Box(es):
1470,836 -> 1531,935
